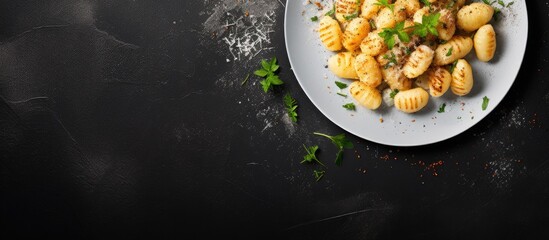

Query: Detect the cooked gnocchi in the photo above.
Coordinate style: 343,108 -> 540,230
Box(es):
315,0 -> 501,114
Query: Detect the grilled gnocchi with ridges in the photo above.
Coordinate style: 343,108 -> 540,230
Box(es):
474,24 -> 497,62
319,16 -> 343,51
433,36 -> 473,66
451,59 -> 474,96
394,88 -> 430,113
349,81 -> 382,110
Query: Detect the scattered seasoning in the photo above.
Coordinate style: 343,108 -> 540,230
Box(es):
311,16 -> 319,21
241,73 -> 250,86
337,92 -> 348,97
379,117 -> 384,123
314,1 -> 324,10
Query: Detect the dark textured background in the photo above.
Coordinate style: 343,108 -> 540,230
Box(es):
1,0 -> 548,239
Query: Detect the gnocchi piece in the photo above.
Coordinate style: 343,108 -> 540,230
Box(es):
457,3 -> 494,32
474,24 -> 497,62
360,30 -> 388,56
426,67 -> 452,97
375,6 -> 406,30
354,53 -> 383,87
328,52 -> 359,79
396,0 -> 420,16
343,17 -> 371,51
451,59 -> 474,96
349,81 -> 382,110
437,9 -> 456,41
403,45 -> 435,79
433,36 -> 473,66
394,88 -> 430,113
361,0 -> 382,20
336,0 -> 361,23
319,16 -> 343,51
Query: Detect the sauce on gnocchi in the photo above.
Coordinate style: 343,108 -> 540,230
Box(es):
318,0 -> 498,114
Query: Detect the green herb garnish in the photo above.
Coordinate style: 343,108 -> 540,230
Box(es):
254,57 -> 283,92
313,170 -> 326,181
301,145 -> 325,167
383,52 -> 398,68
337,93 -> 348,98
446,47 -> 453,56
343,103 -> 356,111
313,132 -> 354,166
344,12 -> 359,21
335,81 -> 348,89
438,103 -> 446,113
449,60 -> 458,73
241,73 -> 250,86
325,4 -> 336,17
412,13 -> 441,37
311,16 -> 319,22
482,96 -> 490,110
390,89 -> 399,99
379,21 -> 410,49
374,0 -> 394,12
284,93 -> 298,123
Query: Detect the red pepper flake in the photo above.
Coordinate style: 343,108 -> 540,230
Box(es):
380,154 -> 390,161
411,119 -> 416,122
314,2 -> 324,10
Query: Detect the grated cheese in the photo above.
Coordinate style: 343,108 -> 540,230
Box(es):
221,11 -> 276,62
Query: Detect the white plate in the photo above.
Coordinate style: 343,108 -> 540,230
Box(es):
284,1 -> 528,147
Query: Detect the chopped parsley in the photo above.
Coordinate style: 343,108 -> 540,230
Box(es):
437,103 -> 446,113
344,12 -> 359,21
313,170 -> 326,181
311,16 -> 319,22
482,96 -> 490,110
390,89 -> 399,99
335,81 -> 348,89
383,52 -> 398,69
446,47 -> 453,56
412,13 -> 441,37
343,103 -> 356,111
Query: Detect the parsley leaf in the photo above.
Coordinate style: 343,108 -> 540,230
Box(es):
438,103 -> 446,113
449,60 -> 458,73
390,89 -> 399,99
301,145 -> 325,167
482,96 -> 490,110
284,93 -> 298,123
311,16 -> 319,22
383,52 -> 398,68
379,21 -> 409,49
325,4 -> 335,17
412,13 -> 440,37
421,0 -> 431,8
313,132 -> 354,166
343,103 -> 356,111
313,170 -> 326,181
337,93 -> 348,98
254,57 -> 284,92
335,81 -> 348,89
446,47 -> 453,56
344,12 -> 359,21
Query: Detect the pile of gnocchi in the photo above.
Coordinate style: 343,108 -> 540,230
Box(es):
318,0 -> 497,113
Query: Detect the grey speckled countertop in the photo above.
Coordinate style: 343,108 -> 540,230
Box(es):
1,0 -> 548,239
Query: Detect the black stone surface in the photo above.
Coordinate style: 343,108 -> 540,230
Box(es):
1,0 -> 548,239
